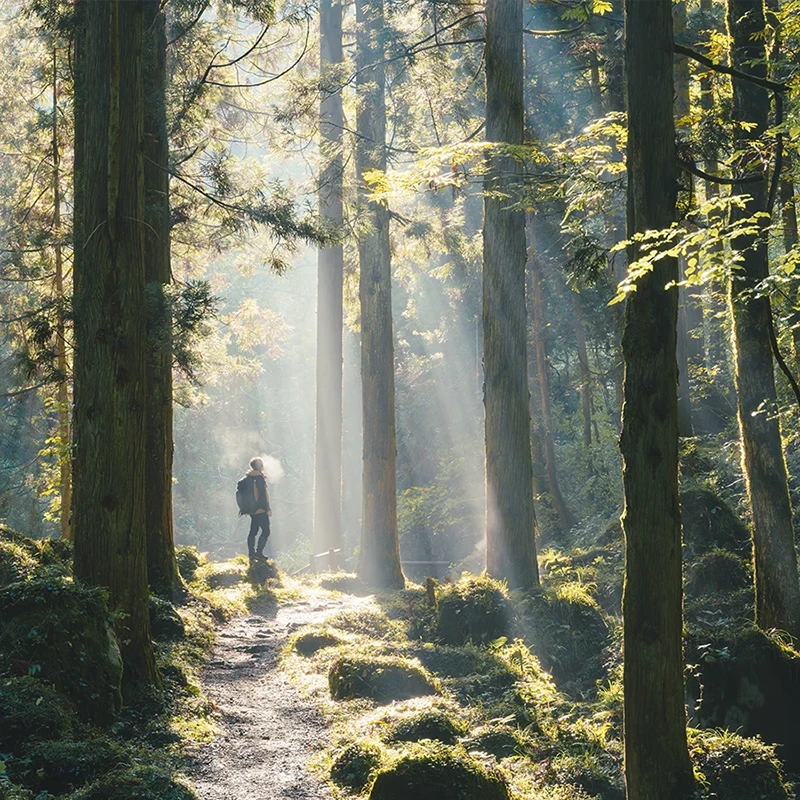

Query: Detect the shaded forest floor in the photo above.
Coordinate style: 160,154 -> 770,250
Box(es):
189,591 -> 368,800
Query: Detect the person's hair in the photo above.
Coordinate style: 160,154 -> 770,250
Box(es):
249,457 -> 264,472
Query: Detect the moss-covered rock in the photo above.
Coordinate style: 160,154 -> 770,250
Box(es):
0,539 -> 38,587
71,766 -> 196,800
688,625 -> 800,771
691,731 -> 791,800
329,655 -> 437,702
203,562 -> 247,589
175,545 -> 202,583
319,572 -> 370,594
0,677 -> 72,751
387,709 -> 467,745
7,739 -> 130,794
681,489 -> 750,558
149,596 -> 186,640
436,575 -> 509,646
0,577 -> 122,725
246,558 -> 279,586
685,549 -> 751,599
330,740 -> 384,792
464,725 -> 531,760
0,530 -> 71,587
294,630 -> 343,656
368,744 -> 510,800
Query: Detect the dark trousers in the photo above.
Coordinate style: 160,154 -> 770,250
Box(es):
248,513 -> 270,556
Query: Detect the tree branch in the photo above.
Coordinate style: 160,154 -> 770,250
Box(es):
673,43 -> 786,93
677,157 -> 761,186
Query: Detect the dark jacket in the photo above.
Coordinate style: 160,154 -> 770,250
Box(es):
245,470 -> 270,515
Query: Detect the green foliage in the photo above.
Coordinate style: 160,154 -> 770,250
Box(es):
368,743 -> 510,800
328,654 -> 438,702
0,576 -> 122,724
681,489 -> 751,558
174,545 -> 203,583
685,549 -> 751,599
0,677 -> 72,751
330,740 -> 385,792
6,739 -> 130,795
436,575 -> 509,646
71,766 -> 196,800
690,730 -> 792,800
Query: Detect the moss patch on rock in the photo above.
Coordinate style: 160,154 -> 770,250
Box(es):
175,546 -> 203,583
436,575 -> 509,646
386,709 -> 467,745
368,744 -> 510,800
464,725 -> 531,760
149,596 -> 186,640
681,489 -> 750,558
71,766 -> 196,800
6,739 -> 130,795
0,577 -> 122,724
319,572 -> 370,595
246,558 -> 279,586
0,677 -> 72,751
691,731 -> 791,800
329,655 -> 437,702
294,629 -> 343,657
330,740 -> 384,792
685,549 -> 751,599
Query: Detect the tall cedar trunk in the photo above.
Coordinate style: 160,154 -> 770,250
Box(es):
779,163 -> 800,372
527,217 -> 575,531
621,1 -> 694,797
572,292 -> 593,450
483,0 -> 539,590
355,0 -> 404,589
72,0 -> 157,687
143,0 -> 177,598
728,0 -> 800,637
52,48 -> 71,541
313,0 -> 345,558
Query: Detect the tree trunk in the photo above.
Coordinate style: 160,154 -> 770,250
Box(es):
728,0 -> 800,637
621,1 -> 694,798
72,0 -> 157,688
355,0 -> 404,590
527,218 -> 575,531
313,0 -> 345,559
52,47 -> 71,541
572,292 -> 593,451
483,0 -> 539,590
143,0 -> 177,599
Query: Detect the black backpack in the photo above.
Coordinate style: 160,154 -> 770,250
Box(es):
235,475 -> 258,516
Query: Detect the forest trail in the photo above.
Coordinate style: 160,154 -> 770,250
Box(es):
189,591 -> 367,800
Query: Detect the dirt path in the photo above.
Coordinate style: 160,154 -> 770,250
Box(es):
190,593 -> 365,800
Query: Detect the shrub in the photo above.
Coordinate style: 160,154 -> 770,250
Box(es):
685,549 -> 750,598
368,743 -> 510,800
0,677 -> 72,751
71,766 -> 196,800
7,739 -> 130,794
691,731 -> 791,800
681,489 -> 750,558
328,655 -> 437,702
0,540 -> 37,587
330,740 -> 384,792
436,575 -> 509,646
0,577 -> 122,724
387,709 -> 467,745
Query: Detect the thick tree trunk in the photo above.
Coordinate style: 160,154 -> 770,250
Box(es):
72,0 -> 157,688
483,0 -> 539,590
313,0 -> 345,559
355,0 -> 404,590
728,0 -> 800,637
527,220 -> 575,531
621,1 -> 694,798
52,48 -> 71,541
143,0 -> 177,599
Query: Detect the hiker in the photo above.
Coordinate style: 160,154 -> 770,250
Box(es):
236,457 -> 272,560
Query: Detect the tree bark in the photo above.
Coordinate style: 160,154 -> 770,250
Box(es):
571,292 -> 593,451
727,0 -> 800,637
52,47 -> 71,541
313,0 -> 345,559
72,0 -> 157,688
143,0 -> 177,599
483,0 -> 539,590
621,1 -> 694,798
355,0 -> 404,590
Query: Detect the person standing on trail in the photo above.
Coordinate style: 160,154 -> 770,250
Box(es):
236,457 -> 272,560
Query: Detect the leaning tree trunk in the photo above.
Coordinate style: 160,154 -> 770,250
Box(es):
728,0 -> 800,637
143,0 -> 177,599
313,0 -> 345,559
72,0 -> 157,688
355,0 -> 404,590
621,1 -> 694,798
483,0 -> 539,590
